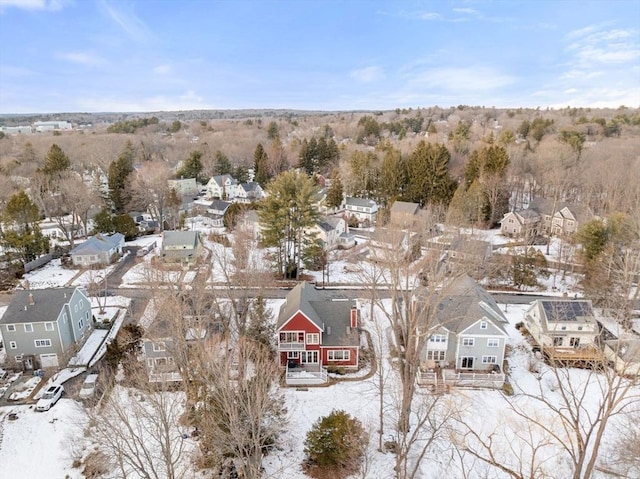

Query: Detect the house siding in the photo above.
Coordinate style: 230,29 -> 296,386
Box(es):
320,346 -> 358,367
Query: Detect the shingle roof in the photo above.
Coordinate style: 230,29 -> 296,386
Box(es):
0,288 -> 81,324
417,275 -> 508,334
162,231 -> 199,248
345,197 -> 377,208
70,233 -> 123,256
277,282 -> 359,347
390,201 -> 419,215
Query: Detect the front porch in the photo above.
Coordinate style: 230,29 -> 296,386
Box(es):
284,362 -> 328,386
417,368 -> 505,390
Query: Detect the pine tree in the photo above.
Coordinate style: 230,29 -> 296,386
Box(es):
42,143 -> 71,176
303,410 -> 367,476
176,150 -> 203,181
325,170 -> 344,209
0,190 -> 49,263
108,141 -> 135,214
405,141 -> 456,207
214,150 -> 232,175
253,143 -> 269,186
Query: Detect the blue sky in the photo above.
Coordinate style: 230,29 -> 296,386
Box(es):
0,0 -> 638,113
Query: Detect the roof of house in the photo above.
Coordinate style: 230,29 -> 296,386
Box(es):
526,198 -> 591,223
449,236 -> 491,254
277,282 -> 359,347
0,288 -> 82,324
419,275 -> 508,334
239,182 -> 261,193
208,199 -> 231,212
390,201 -> 419,215
209,174 -> 237,187
162,230 -> 199,248
70,233 -> 124,256
345,197 -> 377,208
538,300 -> 595,323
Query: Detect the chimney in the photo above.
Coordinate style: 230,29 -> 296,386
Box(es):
28,293 -> 35,306
350,307 -> 358,329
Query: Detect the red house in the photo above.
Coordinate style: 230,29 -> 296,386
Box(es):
277,282 -> 360,375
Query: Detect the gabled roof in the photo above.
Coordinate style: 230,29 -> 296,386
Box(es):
449,236 -> 491,254
418,275 -> 508,335
209,174 -> 237,187
239,182 -> 261,193
1,288 -> 82,324
390,200 -> 419,215
162,230 -> 199,248
526,198 -> 591,223
277,282 -> 359,347
345,197 -> 377,208
208,199 -> 231,212
70,233 -> 123,256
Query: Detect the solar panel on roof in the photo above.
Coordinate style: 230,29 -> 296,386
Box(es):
542,301 -> 592,322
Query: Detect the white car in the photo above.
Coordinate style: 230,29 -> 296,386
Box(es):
79,374 -> 98,399
36,384 -> 64,411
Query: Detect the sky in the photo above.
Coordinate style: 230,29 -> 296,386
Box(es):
0,0 -> 639,113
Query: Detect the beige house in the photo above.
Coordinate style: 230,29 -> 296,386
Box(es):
161,230 -> 202,266
501,198 -> 593,238
390,201 -> 421,228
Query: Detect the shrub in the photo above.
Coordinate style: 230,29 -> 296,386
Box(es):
303,409 -> 368,479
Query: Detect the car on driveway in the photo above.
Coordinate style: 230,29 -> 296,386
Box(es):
79,374 -> 98,400
36,384 -> 64,411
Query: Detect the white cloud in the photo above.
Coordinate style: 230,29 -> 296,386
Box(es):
349,66 -> 384,83
452,8 -> 477,15
97,0 -> 154,42
153,64 -> 172,74
0,0 -> 67,12
407,66 -> 515,92
58,51 -> 105,66
76,90 -> 208,112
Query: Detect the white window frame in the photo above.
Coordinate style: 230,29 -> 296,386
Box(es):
78,318 -> 84,330
153,342 -> 167,352
45,322 -> 54,332
7,324 -> 16,332
287,351 -> 299,359
306,333 -> 319,345
24,323 -> 33,333
85,311 -> 90,321
429,334 -> 447,343
35,339 -> 52,348
487,338 -> 499,348
426,350 -> 446,361
460,356 -> 474,369
462,338 -> 475,347
10,341 -> 18,349
327,350 -> 350,361
301,351 -> 319,363
482,355 -> 498,364
480,321 -> 488,329
279,331 -> 305,343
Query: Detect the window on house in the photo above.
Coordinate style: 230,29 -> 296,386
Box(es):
153,342 -> 166,352
487,339 -> 499,348
85,311 -> 90,321
426,350 -> 446,361
482,355 -> 497,364
63,313 -> 67,324
430,334 -> 447,343
460,357 -> 474,369
480,321 -> 488,329
7,324 -> 16,332
147,359 -> 154,368
569,337 -> 580,348
577,326 -> 583,331
78,319 -> 84,330
74,305 -> 78,313
10,341 -> 17,349
24,324 -> 33,333
45,322 -> 54,331
553,336 -> 563,346
279,332 -> 304,343
328,350 -> 350,361
34,339 -> 52,348
462,338 -> 475,347
287,351 -> 299,359
306,333 -> 319,344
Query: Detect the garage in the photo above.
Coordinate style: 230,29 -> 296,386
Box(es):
39,353 -> 59,368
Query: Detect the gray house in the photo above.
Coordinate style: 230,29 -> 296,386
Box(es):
418,275 -> 508,389
344,197 -> 378,224
161,230 -> 202,266
69,233 -> 125,267
0,288 -> 93,369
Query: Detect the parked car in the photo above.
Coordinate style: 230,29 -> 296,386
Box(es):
36,384 -> 64,411
79,374 -> 98,399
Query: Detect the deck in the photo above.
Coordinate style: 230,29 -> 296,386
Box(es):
284,364 -> 328,385
417,368 -> 505,390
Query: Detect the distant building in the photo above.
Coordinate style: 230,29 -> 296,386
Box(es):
33,121 -> 72,132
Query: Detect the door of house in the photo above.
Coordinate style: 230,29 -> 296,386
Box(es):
460,356 -> 474,369
301,351 -> 319,364
39,353 -> 59,368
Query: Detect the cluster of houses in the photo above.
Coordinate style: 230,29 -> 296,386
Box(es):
500,198 -> 593,238
1,274 -> 638,386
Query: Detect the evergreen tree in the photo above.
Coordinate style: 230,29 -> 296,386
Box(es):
267,121 -> 279,140
377,142 -> 406,205
258,170 -> 319,278
112,214 -> 138,240
253,143 -> 269,186
325,170 -> 344,209
92,208 -> 114,233
108,141 -> 135,214
42,143 -> 71,176
303,410 -> 367,476
214,150 -> 233,175
176,150 -> 203,181
246,295 -> 276,354
234,165 -> 249,183
405,141 -> 456,207
0,190 -> 49,263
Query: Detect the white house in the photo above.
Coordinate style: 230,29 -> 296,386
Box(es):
206,174 -> 238,200
344,197 -> 378,224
